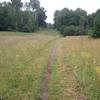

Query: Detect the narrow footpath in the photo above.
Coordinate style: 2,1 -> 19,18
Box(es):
42,45 -> 57,100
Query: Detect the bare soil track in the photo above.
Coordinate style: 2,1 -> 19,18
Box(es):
42,45 -> 57,100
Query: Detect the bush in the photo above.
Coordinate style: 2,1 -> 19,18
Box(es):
61,25 -> 86,36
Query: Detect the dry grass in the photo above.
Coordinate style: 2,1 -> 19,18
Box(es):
0,32 -> 58,100
49,36 -> 100,100
64,36 -> 100,100
0,31 -> 100,100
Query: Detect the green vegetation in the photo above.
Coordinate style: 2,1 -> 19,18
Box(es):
61,25 -> 86,36
49,37 -> 100,100
0,29 -> 60,36
36,28 -> 61,36
0,31 -> 100,100
54,8 -> 88,36
0,0 -> 100,99
92,10 -> 100,38
0,32 -> 58,100
0,0 -> 100,37
64,37 -> 100,100
54,8 -> 100,38
0,0 -> 47,32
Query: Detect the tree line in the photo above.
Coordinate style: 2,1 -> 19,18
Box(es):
0,0 -> 47,32
54,8 -> 100,37
0,0 -> 100,37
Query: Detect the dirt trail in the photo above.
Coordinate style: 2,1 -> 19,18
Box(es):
42,38 -> 87,100
42,44 -> 57,100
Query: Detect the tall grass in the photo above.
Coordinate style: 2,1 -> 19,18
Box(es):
0,31 -> 100,100
48,37 -> 100,100
0,33 -> 58,100
64,37 -> 100,100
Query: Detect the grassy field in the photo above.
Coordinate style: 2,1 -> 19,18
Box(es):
0,30 -> 100,100
0,29 -> 60,36
49,37 -> 100,100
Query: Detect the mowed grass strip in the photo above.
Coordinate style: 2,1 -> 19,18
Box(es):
0,34 -> 58,100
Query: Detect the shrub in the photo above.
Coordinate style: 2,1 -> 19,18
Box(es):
61,25 -> 86,36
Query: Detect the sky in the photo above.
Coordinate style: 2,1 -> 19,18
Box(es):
1,0 -> 100,23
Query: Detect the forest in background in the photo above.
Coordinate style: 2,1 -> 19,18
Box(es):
54,8 -> 100,37
0,0 -> 100,37
0,0 -> 47,32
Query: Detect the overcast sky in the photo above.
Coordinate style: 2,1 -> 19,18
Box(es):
1,0 -> 100,23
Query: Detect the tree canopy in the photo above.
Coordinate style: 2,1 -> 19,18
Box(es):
54,8 -> 88,36
54,8 -> 100,37
0,0 -> 47,32
0,0 -> 100,37
11,0 -> 23,10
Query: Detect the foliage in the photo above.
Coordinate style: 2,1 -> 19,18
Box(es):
54,8 -> 88,36
54,8 -> 100,38
54,8 -> 100,37
0,0 -> 47,32
30,0 -> 40,10
37,7 -> 47,27
11,0 -> 23,10
92,10 -> 100,38
17,11 -> 37,32
27,0 -> 47,27
88,13 -> 95,28
60,25 -> 86,36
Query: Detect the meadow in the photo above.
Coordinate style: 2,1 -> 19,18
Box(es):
0,30 -> 100,100
49,37 -> 100,100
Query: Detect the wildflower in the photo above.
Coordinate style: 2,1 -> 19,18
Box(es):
81,51 -> 92,59
16,54 -> 19,58
96,66 -> 100,74
74,65 -> 78,69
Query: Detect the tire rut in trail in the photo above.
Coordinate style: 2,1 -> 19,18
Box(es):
58,39 -> 87,100
42,44 -> 57,100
